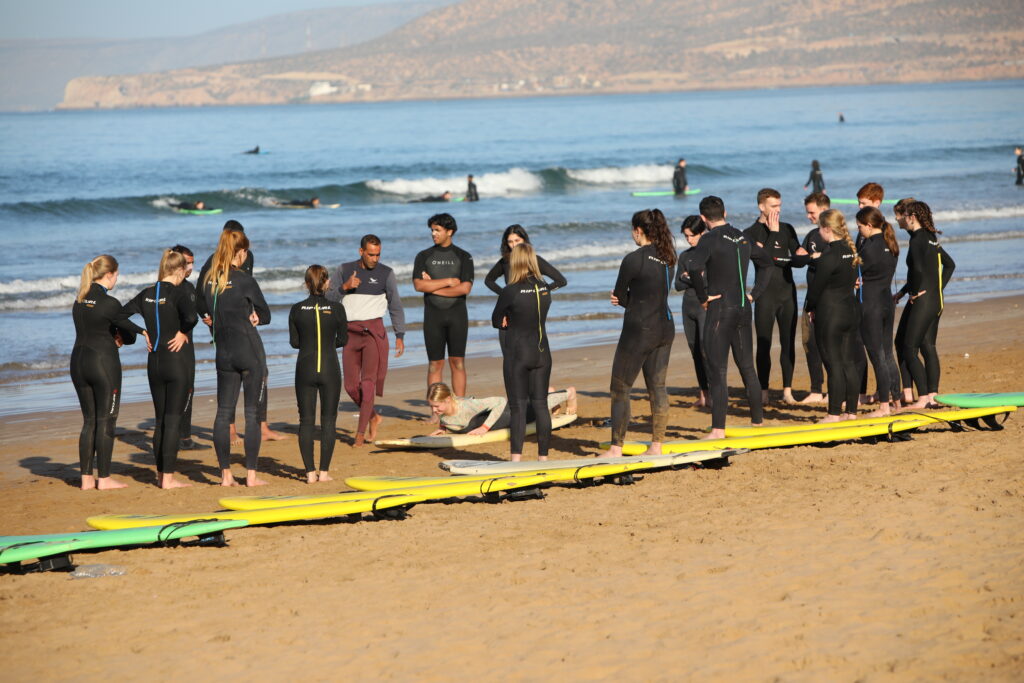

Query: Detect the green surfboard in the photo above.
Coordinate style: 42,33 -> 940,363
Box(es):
630,188 -> 701,197
174,208 -> 223,215
935,392 -> 1024,408
0,519 -> 247,564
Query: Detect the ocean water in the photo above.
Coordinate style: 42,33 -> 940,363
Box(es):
1,80 -> 1022,416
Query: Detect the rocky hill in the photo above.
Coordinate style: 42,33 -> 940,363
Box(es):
59,0 -> 1024,109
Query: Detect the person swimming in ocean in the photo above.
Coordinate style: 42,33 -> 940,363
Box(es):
171,200 -> 207,211
276,197 -> 321,209
410,191 -> 453,203
243,145 -> 260,154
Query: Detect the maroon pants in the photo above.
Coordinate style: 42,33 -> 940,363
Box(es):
343,326 -> 385,434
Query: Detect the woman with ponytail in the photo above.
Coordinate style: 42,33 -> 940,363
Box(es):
289,265 -> 347,482
855,207 -> 901,416
123,249 -> 197,488
202,229 -> 272,486
601,209 -> 676,457
71,254 -> 147,490
893,200 -> 955,409
804,210 -> 861,422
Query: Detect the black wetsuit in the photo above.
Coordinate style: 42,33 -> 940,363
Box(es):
178,278 -> 198,443
745,220 -> 803,392
672,166 -> 688,195
858,234 -> 900,403
289,295 -> 348,473
895,229 -> 955,396
413,244 -> 474,361
609,244 -> 675,446
70,283 -> 143,478
798,228 -> 829,394
688,224 -> 769,430
279,199 -> 317,208
203,269 -> 271,471
805,241 -> 861,416
124,281 -> 198,476
466,181 -> 479,202
674,247 -> 709,392
1017,153 -> 1024,185
806,169 -> 825,194
485,256 -> 566,353
491,275 -> 552,455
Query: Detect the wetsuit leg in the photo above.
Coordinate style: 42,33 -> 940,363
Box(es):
920,311 -> 942,394
319,367 -> 342,471
640,341 -> 673,442
753,295 -> 779,391
214,369 -> 242,471
801,309 -> 825,394
295,364 -> 317,474
895,304 -> 913,393
899,300 -> 941,397
609,344 -> 651,446
240,365 -> 264,470
422,305 -> 448,362
859,305 -> 893,403
257,361 -> 269,424
447,302 -> 469,358
71,347 -> 98,476
731,307 -> 764,424
702,305 -> 733,430
152,353 -> 190,476
72,347 -> 122,478
683,297 -> 709,391
528,359 -> 553,456
179,349 -> 195,442
817,305 -> 860,415
776,292 -> 797,388
503,356 -> 529,454
148,356 -> 166,474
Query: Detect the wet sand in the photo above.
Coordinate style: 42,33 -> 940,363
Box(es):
1,296 -> 1022,680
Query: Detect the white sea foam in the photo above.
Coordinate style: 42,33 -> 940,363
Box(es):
566,164 -> 673,185
367,168 -> 542,196
933,206 -> 1024,222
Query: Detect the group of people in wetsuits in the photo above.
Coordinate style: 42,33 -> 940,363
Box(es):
70,181 -> 954,489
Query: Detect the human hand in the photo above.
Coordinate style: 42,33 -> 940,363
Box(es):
343,271 -> 361,290
203,315 -> 212,327
394,338 -> 405,358
702,294 -> 722,310
468,426 -> 489,436
795,247 -> 808,256
428,429 -> 446,437
421,271 -> 432,280
167,331 -> 189,352
249,311 -> 259,326
114,330 -> 126,349
767,209 -> 780,231
610,291 -> 619,306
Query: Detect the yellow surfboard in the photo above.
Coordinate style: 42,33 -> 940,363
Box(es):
604,418 -> 931,455
721,405 -> 1016,436
86,493 -> 422,530
218,474 -> 553,511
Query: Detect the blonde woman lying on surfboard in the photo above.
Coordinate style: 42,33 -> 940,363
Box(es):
426,382 -> 577,443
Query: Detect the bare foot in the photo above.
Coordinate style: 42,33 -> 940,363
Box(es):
859,393 -> 877,406
640,442 -> 663,456
565,386 -> 578,415
353,432 -> 366,447
868,403 -> 892,417
220,470 -> 238,487
229,425 -> 243,446
702,428 -> 726,440
317,471 -> 333,482
510,453 -> 522,462
96,477 -> 127,490
160,474 -> 192,489
306,471 -> 318,484
537,455 -> 548,462
261,424 -> 289,441
818,414 -> 842,424
800,393 -> 827,405
246,472 -> 268,487
598,444 -> 624,458
691,391 -> 708,408
80,475 -> 96,490
367,412 -> 383,441
782,389 -> 798,405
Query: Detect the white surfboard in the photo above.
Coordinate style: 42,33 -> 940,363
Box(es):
374,413 -> 578,450
439,448 -> 743,475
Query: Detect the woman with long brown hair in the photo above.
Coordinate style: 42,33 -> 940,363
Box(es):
601,208 -> 676,457
202,229 -> 271,486
804,210 -> 861,422
893,200 -> 955,409
71,254 -> 147,490
124,248 -> 197,488
855,207 -> 901,416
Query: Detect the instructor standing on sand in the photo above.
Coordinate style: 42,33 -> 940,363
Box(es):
328,234 -> 406,447
413,213 -> 474,401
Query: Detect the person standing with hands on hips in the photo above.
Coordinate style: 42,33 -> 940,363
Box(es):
328,234 -> 407,446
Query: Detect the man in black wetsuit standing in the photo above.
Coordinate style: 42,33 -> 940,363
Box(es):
1015,147 -> 1023,185
465,175 -> 479,202
795,192 -> 830,404
413,213 -> 474,403
687,195 -> 769,438
672,159 -> 688,196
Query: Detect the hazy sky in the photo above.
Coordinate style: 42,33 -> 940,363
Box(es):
0,0 -> 415,41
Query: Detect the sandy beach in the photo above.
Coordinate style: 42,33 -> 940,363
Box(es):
1,295 -> 1022,680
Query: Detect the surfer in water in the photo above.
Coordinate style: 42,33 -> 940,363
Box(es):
465,175 -> 479,202
672,159 -> 688,196
804,160 -> 825,194
426,382 -> 576,438
243,145 -> 260,154
410,191 -> 452,203
1015,146 -> 1023,185
276,197 -> 321,209
171,200 -> 206,212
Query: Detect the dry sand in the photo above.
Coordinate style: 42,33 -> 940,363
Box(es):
1,296 -> 1022,680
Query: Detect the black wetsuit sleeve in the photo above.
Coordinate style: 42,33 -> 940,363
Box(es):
491,286 -> 514,330
537,256 -> 567,291
107,298 -> 143,344
196,260 -> 211,318
674,255 -> 692,292
484,260 -> 504,295
288,304 -> 300,349
459,248 -> 475,283
906,234 -> 928,294
688,240 -> 712,303
612,252 -> 639,309
122,290 -> 144,320
176,287 -> 198,334
749,242 -> 774,301
939,247 -> 955,288
804,251 -> 836,313
412,250 -> 427,281
247,278 -> 271,325
333,301 -> 348,347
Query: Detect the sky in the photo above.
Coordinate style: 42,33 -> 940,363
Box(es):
0,0 -> 413,41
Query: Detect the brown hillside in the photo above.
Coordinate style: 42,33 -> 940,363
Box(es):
59,0 -> 1024,108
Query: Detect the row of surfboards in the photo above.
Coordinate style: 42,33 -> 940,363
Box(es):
2,394 -> 1019,571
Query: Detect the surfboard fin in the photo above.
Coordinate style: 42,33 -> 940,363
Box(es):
4,553 -> 74,575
